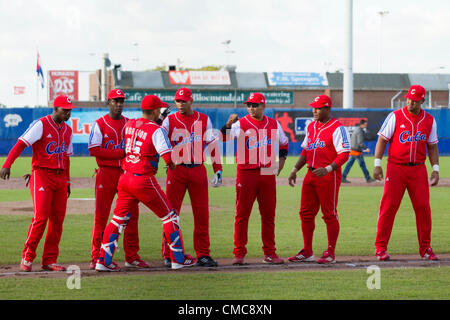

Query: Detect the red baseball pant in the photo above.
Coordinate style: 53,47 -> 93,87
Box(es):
298,169 -> 341,255
91,166 -> 140,262
98,171 -> 188,265
233,168 -> 277,258
23,168 -> 68,265
162,164 -> 210,259
375,163 -> 432,255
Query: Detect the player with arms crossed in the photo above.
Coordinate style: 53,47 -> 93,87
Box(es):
95,95 -> 196,271
288,95 -> 350,264
222,92 -> 288,265
161,87 -> 222,268
0,95 -> 75,272
88,89 -> 148,269
373,85 -> 439,261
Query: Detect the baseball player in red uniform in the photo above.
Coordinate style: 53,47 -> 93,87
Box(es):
161,87 -> 222,268
0,95 -> 75,272
222,92 -> 289,265
88,89 -> 147,270
95,95 -> 196,271
373,85 -> 439,261
288,95 -> 350,264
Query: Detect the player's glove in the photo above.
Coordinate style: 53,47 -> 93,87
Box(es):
156,105 -> 172,125
210,170 -> 222,187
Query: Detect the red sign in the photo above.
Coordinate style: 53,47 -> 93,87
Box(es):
48,70 -> 79,101
168,71 -> 231,85
14,86 -> 26,95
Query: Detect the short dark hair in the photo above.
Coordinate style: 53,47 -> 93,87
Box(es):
359,119 -> 368,125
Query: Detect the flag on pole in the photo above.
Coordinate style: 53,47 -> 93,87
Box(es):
14,86 -> 26,95
36,51 -> 44,89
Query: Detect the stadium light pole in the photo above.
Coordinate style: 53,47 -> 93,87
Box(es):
377,11 -> 389,73
343,0 -> 353,109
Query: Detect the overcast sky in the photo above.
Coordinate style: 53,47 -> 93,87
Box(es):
0,0 -> 449,107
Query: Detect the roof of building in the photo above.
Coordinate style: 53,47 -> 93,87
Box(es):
112,69 -> 450,91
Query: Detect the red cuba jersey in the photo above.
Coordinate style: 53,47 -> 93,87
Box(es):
88,114 -> 128,168
161,111 -> 218,165
301,118 -> 350,168
229,115 -> 289,169
19,114 -> 73,170
378,106 -> 438,164
122,118 -> 172,175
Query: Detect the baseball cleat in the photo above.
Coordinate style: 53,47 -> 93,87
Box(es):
89,259 -> 97,270
125,259 -> 150,268
288,249 -> 315,262
196,256 -> 218,267
232,256 -> 245,265
171,255 -> 197,270
375,251 -> 390,261
163,258 -> 172,268
42,263 -> 66,271
263,254 -> 284,264
317,251 -> 336,264
20,259 -> 32,272
95,260 -> 120,272
421,248 -> 439,261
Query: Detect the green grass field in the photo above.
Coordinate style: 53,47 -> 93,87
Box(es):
0,156 -> 449,300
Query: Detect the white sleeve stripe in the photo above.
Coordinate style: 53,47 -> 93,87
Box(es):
379,112 -> 394,133
159,149 -> 171,156
428,140 -> 438,144
19,137 -> 31,147
87,144 -> 101,149
378,132 -> 389,140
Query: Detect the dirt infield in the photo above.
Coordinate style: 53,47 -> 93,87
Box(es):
0,254 -> 449,278
2,176 -> 450,190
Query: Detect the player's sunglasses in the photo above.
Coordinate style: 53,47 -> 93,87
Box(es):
246,103 -> 261,108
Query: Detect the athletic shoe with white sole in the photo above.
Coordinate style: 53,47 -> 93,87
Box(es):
125,259 -> 150,268
163,257 -> 171,268
232,256 -> 245,265
375,250 -> 390,261
288,249 -> 315,262
196,256 -> 218,267
42,263 -> 66,271
171,255 -> 197,270
263,254 -> 284,264
317,251 -> 336,264
421,248 -> 439,261
20,259 -> 32,272
95,260 -> 121,272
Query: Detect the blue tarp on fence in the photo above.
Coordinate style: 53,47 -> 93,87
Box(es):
1,107 -> 449,156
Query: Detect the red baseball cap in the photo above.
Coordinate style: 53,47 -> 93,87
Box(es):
53,95 -> 76,109
405,85 -> 426,101
107,89 -> 126,100
161,101 -> 169,108
244,92 -> 266,104
309,95 -> 332,108
141,95 -> 163,110
174,88 -> 193,102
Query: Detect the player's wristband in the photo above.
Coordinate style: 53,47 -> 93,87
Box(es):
374,158 -> 382,167
432,164 -> 439,172
325,165 -> 333,173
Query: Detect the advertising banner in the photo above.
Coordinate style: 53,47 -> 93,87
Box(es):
123,89 -> 293,105
169,71 -> 231,85
268,72 -> 328,86
48,70 -> 79,101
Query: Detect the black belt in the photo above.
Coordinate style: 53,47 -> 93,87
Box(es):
178,164 -> 201,168
35,167 -> 65,175
308,167 -> 316,171
402,162 -> 424,166
124,171 -> 143,176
